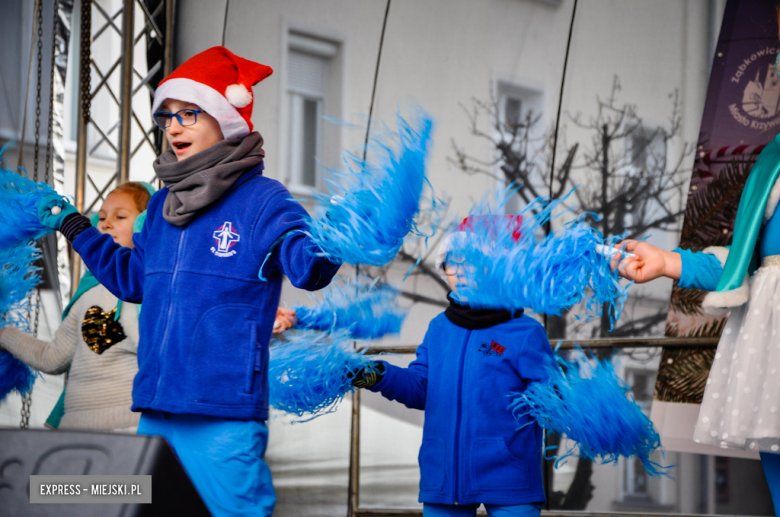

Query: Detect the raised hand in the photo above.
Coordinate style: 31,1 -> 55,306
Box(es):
37,193 -> 79,231
611,240 -> 682,283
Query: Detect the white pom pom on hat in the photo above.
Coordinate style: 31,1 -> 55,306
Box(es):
225,83 -> 253,108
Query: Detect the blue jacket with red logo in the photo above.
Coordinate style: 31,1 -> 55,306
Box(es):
72,164 -> 341,420
370,311 -> 554,506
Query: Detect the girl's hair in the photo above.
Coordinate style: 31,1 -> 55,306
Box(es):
111,182 -> 152,212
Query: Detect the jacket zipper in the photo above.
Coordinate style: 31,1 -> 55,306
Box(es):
453,328 -> 472,505
152,227 -> 185,402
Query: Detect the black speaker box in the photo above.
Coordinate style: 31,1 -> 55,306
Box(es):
0,429 -> 210,516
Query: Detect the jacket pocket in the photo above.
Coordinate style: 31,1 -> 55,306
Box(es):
245,325 -> 259,393
469,438 -> 529,491
418,437 -> 446,491
188,304 -> 258,405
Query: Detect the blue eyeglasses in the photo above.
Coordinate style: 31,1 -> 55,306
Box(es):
153,108 -> 207,129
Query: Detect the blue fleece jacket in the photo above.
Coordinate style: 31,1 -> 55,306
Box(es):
370,312 -> 554,506
72,164 -> 341,420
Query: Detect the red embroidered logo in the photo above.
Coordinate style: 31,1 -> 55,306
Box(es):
478,340 -> 506,357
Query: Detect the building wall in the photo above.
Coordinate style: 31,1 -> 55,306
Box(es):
5,0 -> 773,514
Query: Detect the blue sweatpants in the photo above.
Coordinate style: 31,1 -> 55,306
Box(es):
137,410 -> 276,517
423,502 -> 542,517
761,451 -> 780,517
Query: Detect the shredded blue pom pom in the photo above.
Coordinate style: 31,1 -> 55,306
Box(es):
509,347 -> 666,476
0,167 -> 57,249
0,352 -> 36,399
448,187 -> 628,329
268,330 -> 377,421
0,242 -> 42,331
0,242 -> 42,400
294,278 -> 407,340
305,108 -> 437,266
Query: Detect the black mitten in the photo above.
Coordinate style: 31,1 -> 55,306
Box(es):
351,361 -> 386,389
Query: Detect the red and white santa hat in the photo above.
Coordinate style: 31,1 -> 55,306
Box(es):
152,46 -> 273,140
435,215 -> 523,281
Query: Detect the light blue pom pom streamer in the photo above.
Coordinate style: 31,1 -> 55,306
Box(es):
269,330 -> 377,421
304,108 -> 437,267
294,278 -> 407,340
0,167 -> 57,250
0,242 -> 42,400
0,352 -> 37,400
509,347 -> 666,476
448,187 -> 628,329
0,242 -> 42,331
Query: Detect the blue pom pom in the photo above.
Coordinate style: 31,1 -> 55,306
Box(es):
305,108 -> 439,266
0,351 -> 36,400
0,242 -> 42,331
294,278 -> 407,340
448,187 -> 628,329
0,242 -> 41,401
0,167 -> 57,249
268,330 -> 376,421
509,347 -> 666,476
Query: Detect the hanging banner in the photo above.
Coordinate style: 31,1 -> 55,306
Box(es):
654,0 -> 780,458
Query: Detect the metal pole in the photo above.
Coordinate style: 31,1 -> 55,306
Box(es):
117,0 -> 135,184
160,0 -> 174,157
72,0 -> 91,297
347,389 -> 361,517
17,0 -> 42,170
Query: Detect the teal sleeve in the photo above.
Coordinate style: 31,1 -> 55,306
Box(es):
674,248 -> 723,292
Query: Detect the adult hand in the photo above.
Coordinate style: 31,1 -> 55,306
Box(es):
273,307 -> 297,334
37,193 -> 79,231
611,240 -> 682,283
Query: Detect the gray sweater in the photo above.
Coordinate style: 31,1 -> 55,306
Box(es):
0,284 -> 140,431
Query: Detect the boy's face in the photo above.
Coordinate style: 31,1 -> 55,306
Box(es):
442,254 -> 471,295
98,191 -> 141,248
160,99 -> 225,161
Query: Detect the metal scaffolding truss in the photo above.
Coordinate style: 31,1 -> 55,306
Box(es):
72,0 -> 173,293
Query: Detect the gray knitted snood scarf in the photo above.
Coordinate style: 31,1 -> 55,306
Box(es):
153,131 -> 265,227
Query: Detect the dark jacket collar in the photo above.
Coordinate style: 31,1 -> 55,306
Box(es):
443,292 -> 523,330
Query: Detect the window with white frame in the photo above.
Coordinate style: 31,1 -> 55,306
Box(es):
496,82 -> 544,212
286,33 -> 338,190
624,125 -> 669,244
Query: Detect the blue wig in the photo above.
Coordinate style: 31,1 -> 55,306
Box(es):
509,347 -> 665,476
446,187 -> 628,329
269,330 -> 377,421
294,277 -> 407,340
305,108 -> 438,267
0,167 -> 57,250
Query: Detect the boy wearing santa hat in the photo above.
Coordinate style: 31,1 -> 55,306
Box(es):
37,46 -> 341,516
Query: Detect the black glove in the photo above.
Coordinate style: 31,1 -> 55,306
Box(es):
351,361 -> 386,389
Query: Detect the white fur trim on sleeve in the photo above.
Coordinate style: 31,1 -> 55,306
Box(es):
152,78 -> 250,139
700,246 -> 749,315
765,176 -> 780,223
701,246 -> 729,267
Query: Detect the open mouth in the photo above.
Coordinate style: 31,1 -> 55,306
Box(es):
172,142 -> 191,152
